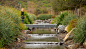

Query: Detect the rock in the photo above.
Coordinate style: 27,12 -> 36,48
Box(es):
22,36 -> 28,40
58,29 -> 60,33
15,43 -> 22,48
36,20 -> 42,23
58,25 -> 65,31
23,30 -> 27,34
51,29 -> 54,32
67,43 -> 79,49
23,30 -> 31,34
58,25 -> 66,33
17,38 -> 21,42
26,30 -> 31,34
64,47 -> 69,49
34,22 -> 38,24
64,40 -> 73,45
63,28 -> 75,42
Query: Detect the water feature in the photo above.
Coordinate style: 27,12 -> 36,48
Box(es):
20,29 -> 64,49
31,29 -> 56,34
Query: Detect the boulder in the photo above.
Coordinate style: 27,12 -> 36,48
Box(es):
67,43 -> 79,49
58,25 -> 66,33
23,30 -> 31,34
58,25 -> 65,30
22,36 -> 28,40
26,30 -> 31,34
17,38 -> 21,42
23,30 -> 28,34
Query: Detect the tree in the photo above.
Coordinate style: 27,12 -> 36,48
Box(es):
52,0 -> 86,14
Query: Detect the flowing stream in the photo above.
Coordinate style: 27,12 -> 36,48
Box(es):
20,29 -> 64,49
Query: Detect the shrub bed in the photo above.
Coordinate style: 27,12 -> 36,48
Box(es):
37,14 -> 53,20
55,11 -> 78,26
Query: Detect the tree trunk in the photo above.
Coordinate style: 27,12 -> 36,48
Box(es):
78,9 -> 79,16
71,10 -> 74,14
75,7 -> 77,15
80,4 -> 81,17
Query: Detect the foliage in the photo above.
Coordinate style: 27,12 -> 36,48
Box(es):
50,21 -> 55,24
52,0 -> 86,13
19,23 -> 27,30
67,19 -> 78,32
79,6 -> 86,16
24,18 -> 30,24
34,8 -> 43,15
62,13 -> 78,25
54,11 -> 69,26
0,0 -> 28,9
24,12 -> 36,24
19,1 -> 28,8
51,15 -> 56,18
0,6 -> 22,48
29,14 -> 36,21
0,0 -> 51,13
37,14 -> 53,20
42,8 -> 48,14
29,0 -> 51,8
34,8 -> 49,15
73,16 -> 86,44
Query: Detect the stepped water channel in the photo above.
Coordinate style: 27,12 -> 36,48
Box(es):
20,29 -> 64,49
20,21 -> 64,49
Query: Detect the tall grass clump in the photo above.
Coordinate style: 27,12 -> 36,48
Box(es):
0,6 -> 22,48
37,14 -> 53,20
73,16 -> 86,44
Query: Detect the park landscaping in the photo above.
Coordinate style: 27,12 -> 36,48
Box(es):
0,0 -> 86,49
54,11 -> 86,48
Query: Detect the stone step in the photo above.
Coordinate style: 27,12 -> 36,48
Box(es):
28,34 -> 56,36
24,42 -> 63,45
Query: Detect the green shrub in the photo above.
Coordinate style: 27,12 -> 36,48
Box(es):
0,6 -> 21,48
54,11 -> 69,26
73,16 -> 86,44
24,12 -> 36,24
29,14 -> 36,21
37,14 -> 53,20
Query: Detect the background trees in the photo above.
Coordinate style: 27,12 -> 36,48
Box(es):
52,0 -> 86,15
